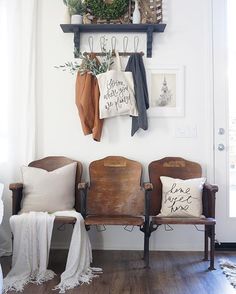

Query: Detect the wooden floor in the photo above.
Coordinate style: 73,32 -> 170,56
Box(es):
1,250 -> 236,294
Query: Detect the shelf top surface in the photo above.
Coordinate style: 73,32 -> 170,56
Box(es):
60,23 -> 166,33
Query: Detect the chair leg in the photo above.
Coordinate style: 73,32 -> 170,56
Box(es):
208,225 -> 215,270
203,225 -> 209,261
143,231 -> 147,260
144,232 -> 150,268
143,220 -> 150,268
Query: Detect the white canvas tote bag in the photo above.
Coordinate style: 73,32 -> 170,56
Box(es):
97,52 -> 138,119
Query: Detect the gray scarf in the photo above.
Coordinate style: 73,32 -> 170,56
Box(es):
125,53 -> 149,136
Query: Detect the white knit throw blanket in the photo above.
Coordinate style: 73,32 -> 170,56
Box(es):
3,210 -> 102,293
219,259 -> 236,288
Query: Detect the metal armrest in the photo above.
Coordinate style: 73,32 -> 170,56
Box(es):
78,182 -> 89,218
9,183 -> 23,215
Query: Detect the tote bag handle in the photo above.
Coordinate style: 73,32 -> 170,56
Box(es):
106,51 -> 122,72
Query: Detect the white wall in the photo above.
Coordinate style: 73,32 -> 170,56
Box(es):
36,0 -> 214,250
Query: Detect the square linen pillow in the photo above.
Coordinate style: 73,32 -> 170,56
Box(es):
159,176 -> 206,218
20,162 -> 77,213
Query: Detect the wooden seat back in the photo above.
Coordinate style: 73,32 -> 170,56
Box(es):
148,157 -> 202,216
29,156 -> 82,212
87,156 -> 144,216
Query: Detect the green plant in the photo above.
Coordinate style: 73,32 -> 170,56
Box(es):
64,0 -> 86,15
55,49 -> 114,76
56,37 -> 114,75
85,0 -> 129,20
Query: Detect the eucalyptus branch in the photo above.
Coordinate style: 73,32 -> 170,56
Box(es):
55,49 -> 113,76
56,36 -> 114,75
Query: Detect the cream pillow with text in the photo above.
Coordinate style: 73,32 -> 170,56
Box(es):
158,176 -> 206,218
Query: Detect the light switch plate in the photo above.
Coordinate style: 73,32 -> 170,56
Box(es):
175,126 -> 197,138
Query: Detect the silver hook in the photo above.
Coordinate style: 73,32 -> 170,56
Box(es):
111,36 -> 117,51
100,36 -> 106,51
123,36 -> 128,53
88,36 -> 93,52
134,36 -> 139,52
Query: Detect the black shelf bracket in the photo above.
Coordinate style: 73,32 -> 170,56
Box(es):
74,31 -> 80,51
60,23 -> 166,58
147,25 -> 154,58
74,31 -> 80,57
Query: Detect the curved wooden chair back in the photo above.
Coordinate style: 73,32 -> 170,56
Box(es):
87,156 -> 144,216
148,157 -> 202,215
29,156 -> 83,212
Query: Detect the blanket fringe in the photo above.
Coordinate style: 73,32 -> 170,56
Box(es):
53,267 -> 103,293
3,270 -> 55,293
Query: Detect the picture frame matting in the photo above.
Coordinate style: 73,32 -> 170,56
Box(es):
146,65 -> 185,117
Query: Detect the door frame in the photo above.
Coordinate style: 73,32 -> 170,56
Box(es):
212,0 -> 236,243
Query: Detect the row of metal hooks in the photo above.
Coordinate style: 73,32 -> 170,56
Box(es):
84,35 -> 144,57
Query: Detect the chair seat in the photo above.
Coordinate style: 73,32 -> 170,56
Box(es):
54,216 -> 77,224
151,216 -> 216,225
85,215 -> 144,226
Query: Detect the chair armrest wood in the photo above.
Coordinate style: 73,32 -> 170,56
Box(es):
9,183 -> 23,191
78,182 -> 89,190
9,183 -> 23,215
143,182 -> 153,191
203,182 -> 218,218
204,182 -> 218,193
78,182 -> 89,218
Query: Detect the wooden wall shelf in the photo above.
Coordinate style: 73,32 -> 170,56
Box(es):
60,23 -> 166,58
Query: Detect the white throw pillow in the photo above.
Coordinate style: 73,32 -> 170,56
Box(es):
158,176 -> 206,218
20,162 -> 77,213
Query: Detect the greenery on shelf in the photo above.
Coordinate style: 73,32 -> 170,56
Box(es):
85,0 -> 129,20
63,0 -> 86,15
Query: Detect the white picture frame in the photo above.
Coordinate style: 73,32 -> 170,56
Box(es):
146,66 -> 185,117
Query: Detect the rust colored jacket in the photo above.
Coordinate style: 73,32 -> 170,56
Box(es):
75,55 -> 103,141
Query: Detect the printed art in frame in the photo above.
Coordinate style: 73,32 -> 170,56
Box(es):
146,66 -> 185,117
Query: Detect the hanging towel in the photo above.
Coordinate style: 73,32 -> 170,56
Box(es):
97,51 -> 138,119
125,53 -> 149,136
3,211 -> 102,293
75,53 -> 103,141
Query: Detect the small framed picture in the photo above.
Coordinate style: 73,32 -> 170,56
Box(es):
146,66 -> 185,117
